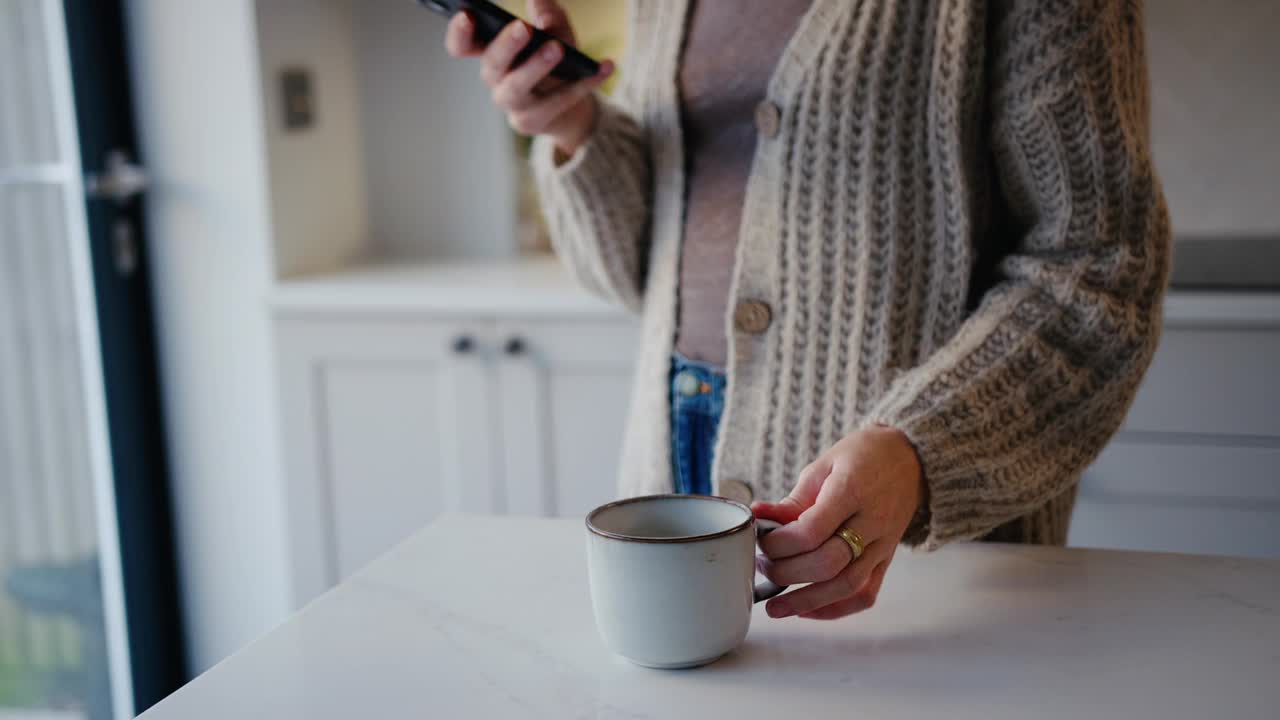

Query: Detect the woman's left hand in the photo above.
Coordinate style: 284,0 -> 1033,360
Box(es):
751,426 -> 924,620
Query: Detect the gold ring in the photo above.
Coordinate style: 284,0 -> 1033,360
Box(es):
836,528 -> 865,561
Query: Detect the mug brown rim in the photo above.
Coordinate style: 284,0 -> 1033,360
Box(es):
585,494 -> 755,544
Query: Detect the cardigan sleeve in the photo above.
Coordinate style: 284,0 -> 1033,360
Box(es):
531,95 -> 653,314
867,0 -> 1171,549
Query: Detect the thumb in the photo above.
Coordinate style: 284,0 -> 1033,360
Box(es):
526,0 -> 576,43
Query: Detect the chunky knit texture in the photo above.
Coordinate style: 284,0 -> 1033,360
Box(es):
532,0 -> 1170,549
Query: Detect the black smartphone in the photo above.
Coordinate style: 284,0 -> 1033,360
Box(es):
419,0 -> 601,82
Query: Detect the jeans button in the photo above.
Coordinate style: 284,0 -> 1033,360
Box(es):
675,371 -> 701,396
720,479 -> 754,505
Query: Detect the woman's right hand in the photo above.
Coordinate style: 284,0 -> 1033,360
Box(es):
444,0 -> 615,158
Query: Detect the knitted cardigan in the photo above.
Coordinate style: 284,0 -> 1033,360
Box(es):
532,0 -> 1170,549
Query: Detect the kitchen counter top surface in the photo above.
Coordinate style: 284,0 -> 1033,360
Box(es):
142,515 -> 1280,719
270,257 -> 1280,326
269,256 -> 628,318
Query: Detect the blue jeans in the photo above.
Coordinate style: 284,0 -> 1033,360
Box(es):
669,353 -> 727,496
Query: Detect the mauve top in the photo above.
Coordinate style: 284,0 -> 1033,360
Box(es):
675,0 -> 812,366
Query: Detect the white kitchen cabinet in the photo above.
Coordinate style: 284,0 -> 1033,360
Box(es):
1068,295 -> 1280,558
497,319 -> 638,519
1120,327 -> 1280,437
272,259 -> 638,606
276,265 -> 1280,608
1071,441 -> 1280,557
275,316 -> 504,600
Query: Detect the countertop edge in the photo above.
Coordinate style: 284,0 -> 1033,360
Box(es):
266,260 -> 1280,325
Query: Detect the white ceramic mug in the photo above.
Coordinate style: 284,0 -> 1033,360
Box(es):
585,494 -> 785,669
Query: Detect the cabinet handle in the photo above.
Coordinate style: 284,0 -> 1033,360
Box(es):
452,335 -> 476,354
504,337 -> 527,356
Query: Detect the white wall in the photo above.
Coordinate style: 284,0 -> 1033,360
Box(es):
1148,0 -> 1280,236
253,0 -> 519,267
352,0 -> 517,259
256,0 -> 371,278
124,0 -> 291,674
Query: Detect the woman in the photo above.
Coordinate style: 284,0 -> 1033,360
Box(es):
446,0 -> 1170,620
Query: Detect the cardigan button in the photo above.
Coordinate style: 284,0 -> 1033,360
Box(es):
734,299 -> 773,334
720,479 -> 754,505
754,101 -> 782,138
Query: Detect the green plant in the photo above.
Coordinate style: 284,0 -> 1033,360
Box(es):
0,659 -> 43,707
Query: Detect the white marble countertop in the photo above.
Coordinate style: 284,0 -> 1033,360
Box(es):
144,515 -> 1280,719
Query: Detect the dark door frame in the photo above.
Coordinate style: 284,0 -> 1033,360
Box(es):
63,0 -> 187,711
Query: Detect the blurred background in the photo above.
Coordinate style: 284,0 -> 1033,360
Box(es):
0,0 -> 1276,718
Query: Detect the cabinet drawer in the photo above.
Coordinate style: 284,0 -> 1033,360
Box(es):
1080,440 -> 1280,502
1069,498 -> 1280,558
1069,440 -> 1280,557
1123,329 -> 1280,437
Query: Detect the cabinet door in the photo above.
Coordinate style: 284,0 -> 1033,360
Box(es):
1069,325 -> 1280,558
496,318 -> 639,518
276,317 -> 499,604
1120,328 -> 1280,436
1069,441 -> 1280,558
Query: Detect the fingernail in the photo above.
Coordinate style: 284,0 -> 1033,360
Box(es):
512,22 -> 528,41
543,43 -> 560,61
767,601 -> 792,619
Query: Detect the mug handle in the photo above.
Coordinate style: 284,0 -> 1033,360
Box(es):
753,519 -> 787,603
